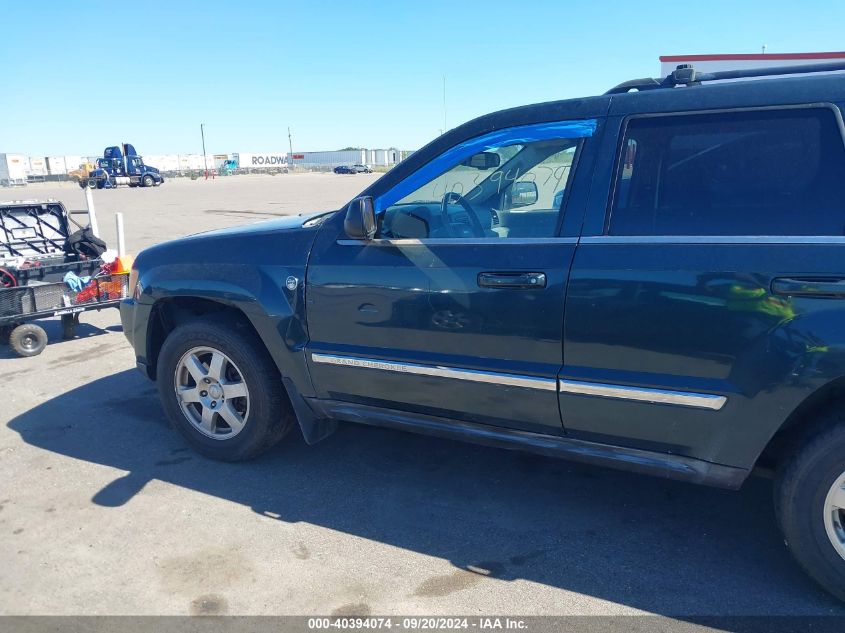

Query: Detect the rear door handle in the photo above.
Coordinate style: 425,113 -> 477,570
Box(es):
771,277 -> 845,297
478,272 -> 547,289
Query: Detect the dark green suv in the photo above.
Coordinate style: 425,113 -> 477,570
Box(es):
122,62 -> 845,601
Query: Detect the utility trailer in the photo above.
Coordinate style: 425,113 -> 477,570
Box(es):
0,200 -> 130,356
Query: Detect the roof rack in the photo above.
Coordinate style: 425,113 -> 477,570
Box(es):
605,60 -> 845,95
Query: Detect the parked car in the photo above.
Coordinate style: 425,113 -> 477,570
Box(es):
122,62 -> 845,602
334,164 -> 372,174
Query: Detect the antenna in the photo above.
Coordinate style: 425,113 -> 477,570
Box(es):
443,75 -> 448,133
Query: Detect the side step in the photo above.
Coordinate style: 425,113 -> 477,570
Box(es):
306,398 -> 748,489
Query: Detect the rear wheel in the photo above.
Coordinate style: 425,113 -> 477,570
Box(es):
9,323 -> 48,357
156,317 -> 295,461
775,413 -> 845,602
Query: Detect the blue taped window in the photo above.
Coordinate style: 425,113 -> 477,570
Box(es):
378,139 -> 580,240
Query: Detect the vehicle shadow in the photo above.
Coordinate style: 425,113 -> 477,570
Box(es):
8,369 -> 845,615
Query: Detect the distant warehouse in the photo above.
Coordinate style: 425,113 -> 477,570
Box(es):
290,148 -> 410,169
2,146 -> 413,186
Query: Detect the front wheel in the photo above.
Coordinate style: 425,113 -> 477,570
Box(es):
156,317 -> 295,461
776,414 -> 845,602
142,175 -> 154,187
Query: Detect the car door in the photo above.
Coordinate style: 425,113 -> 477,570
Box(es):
305,119 -> 600,433
562,104 -> 845,467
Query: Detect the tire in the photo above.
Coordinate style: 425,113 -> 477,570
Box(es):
775,412 -> 845,602
142,175 -> 154,187
9,323 -> 48,357
156,317 -> 295,461
87,178 -> 98,189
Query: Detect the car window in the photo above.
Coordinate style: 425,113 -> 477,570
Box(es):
609,107 -> 845,236
378,138 -> 580,240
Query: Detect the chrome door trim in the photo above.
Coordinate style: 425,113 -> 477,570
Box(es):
558,378 -> 726,410
337,237 -> 579,246
579,235 -> 845,245
311,353 -> 558,391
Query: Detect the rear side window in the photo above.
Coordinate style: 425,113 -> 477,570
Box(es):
609,107 -> 845,236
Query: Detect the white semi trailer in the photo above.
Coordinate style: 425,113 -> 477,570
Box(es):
232,152 -> 290,172
0,154 -> 29,186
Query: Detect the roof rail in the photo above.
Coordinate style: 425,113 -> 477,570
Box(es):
605,60 -> 845,95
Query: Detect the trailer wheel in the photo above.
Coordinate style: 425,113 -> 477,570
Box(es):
142,175 -> 154,187
9,323 -> 48,357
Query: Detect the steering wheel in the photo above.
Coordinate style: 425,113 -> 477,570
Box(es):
440,191 -> 486,238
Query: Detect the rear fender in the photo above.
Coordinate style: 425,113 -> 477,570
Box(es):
733,306 -> 845,469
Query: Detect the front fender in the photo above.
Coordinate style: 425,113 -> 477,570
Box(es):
133,224 -> 320,397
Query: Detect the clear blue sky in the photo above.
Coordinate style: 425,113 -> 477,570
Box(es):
2,0 -> 843,156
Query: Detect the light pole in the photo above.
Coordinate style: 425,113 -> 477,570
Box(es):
288,127 -> 294,170
200,123 -> 208,179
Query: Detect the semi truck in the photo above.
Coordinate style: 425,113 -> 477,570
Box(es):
80,144 -> 164,189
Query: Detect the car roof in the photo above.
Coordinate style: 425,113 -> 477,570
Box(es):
607,72 -> 845,115
361,72 -> 845,203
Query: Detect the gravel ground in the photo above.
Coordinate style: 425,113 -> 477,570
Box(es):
1,174 -> 844,619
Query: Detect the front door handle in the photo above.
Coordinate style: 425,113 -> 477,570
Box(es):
771,277 -> 845,297
478,272 -> 547,289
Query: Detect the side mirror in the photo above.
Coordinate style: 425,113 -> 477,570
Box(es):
463,151 -> 501,170
344,196 -> 377,240
508,181 -> 539,208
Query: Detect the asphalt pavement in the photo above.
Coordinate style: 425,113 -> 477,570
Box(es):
1,175 -> 844,618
